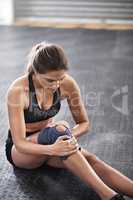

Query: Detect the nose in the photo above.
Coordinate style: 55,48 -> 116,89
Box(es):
54,80 -> 60,88
51,80 -> 60,90
56,80 -> 60,87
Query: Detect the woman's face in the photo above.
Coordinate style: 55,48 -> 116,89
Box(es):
35,70 -> 67,91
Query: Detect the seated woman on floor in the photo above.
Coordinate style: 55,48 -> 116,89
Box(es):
5,42 -> 133,200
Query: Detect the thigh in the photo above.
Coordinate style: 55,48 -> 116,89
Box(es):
11,121 -> 72,169
45,156 -> 67,169
45,147 -> 100,169
11,124 -> 69,169
80,148 -> 101,166
45,148 -> 94,169
11,132 -> 49,169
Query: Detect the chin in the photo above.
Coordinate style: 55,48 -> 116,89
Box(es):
52,88 -> 57,91
47,87 -> 57,91
46,85 -> 59,91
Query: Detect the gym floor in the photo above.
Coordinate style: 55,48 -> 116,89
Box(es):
0,26 -> 133,200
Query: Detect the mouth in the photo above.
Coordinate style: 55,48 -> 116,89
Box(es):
47,87 -> 58,92
52,88 -> 58,92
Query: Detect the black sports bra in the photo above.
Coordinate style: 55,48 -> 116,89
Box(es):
24,73 -> 61,123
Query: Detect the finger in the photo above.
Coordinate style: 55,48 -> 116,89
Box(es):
72,137 -> 77,142
71,139 -> 78,145
69,144 -> 79,151
69,138 -> 78,145
63,145 -> 79,156
63,138 -> 73,145
67,148 -> 79,155
58,135 -> 71,141
62,149 -> 76,156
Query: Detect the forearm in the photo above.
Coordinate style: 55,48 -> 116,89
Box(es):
16,139 -> 53,156
71,122 -> 90,139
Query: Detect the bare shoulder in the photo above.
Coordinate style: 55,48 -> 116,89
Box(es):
7,74 -> 29,91
6,74 -> 29,107
60,73 -> 80,100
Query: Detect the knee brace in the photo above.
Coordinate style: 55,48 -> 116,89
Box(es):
37,126 -> 72,160
38,126 -> 71,145
37,126 -> 81,160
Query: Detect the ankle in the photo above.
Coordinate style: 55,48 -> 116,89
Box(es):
102,192 -> 117,200
108,193 -> 125,200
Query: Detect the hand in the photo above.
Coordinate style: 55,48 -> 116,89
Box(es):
70,136 -> 78,145
51,135 -> 79,157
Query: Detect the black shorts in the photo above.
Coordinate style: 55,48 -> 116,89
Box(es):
5,129 -> 38,168
5,130 -> 15,167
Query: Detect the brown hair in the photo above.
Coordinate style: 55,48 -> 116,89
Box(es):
27,42 -> 68,74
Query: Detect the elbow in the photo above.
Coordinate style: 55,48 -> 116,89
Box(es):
15,143 -> 23,153
14,139 -> 26,154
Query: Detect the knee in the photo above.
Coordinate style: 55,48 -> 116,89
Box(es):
55,125 -> 72,141
55,124 -> 67,133
54,121 -> 71,136
54,120 -> 70,130
81,149 -> 99,166
37,126 -> 72,161
88,154 -> 100,166
37,125 -> 72,145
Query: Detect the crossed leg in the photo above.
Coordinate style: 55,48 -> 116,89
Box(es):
46,148 -> 133,198
11,121 -> 133,199
46,121 -> 133,198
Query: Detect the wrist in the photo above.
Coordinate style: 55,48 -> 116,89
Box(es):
71,130 -> 78,139
43,144 -> 55,156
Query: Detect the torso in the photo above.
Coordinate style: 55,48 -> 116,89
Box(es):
9,73 -> 71,133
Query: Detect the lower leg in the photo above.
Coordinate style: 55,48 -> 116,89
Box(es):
82,149 -> 133,198
62,150 -> 117,200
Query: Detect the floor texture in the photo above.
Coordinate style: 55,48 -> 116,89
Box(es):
0,26 -> 133,200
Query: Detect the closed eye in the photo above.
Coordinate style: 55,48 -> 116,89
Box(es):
46,76 -> 65,83
46,79 -> 55,83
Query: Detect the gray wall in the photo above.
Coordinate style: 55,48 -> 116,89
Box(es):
14,0 -> 133,24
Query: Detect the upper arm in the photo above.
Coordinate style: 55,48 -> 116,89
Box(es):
6,85 -> 26,147
66,77 -> 89,124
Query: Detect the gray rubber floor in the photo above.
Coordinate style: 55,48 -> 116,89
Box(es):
0,26 -> 133,200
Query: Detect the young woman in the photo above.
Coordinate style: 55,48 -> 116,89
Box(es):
5,42 -> 133,200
